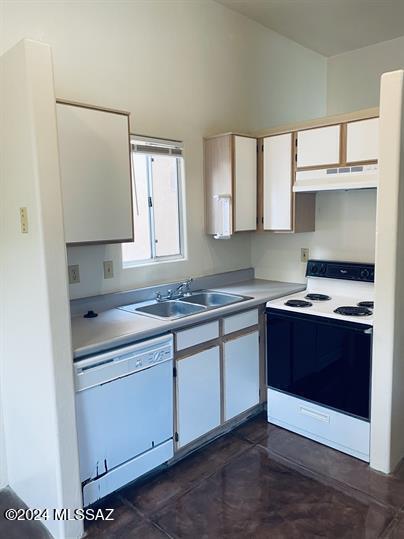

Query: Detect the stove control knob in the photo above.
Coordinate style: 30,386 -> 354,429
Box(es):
320,264 -> 326,274
311,264 -> 318,274
360,269 -> 370,280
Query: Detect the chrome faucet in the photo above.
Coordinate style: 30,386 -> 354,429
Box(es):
155,290 -> 170,302
173,278 -> 193,298
155,278 -> 193,302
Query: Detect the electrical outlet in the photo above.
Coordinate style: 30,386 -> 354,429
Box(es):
20,207 -> 28,234
68,265 -> 80,284
103,260 -> 114,279
301,248 -> 310,263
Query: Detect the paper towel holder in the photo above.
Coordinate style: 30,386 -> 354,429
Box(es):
213,194 -> 232,239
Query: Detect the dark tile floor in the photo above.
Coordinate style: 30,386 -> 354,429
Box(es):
2,412 -> 404,538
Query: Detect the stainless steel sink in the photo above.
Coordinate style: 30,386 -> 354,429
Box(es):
122,289 -> 252,321
135,300 -> 207,320
181,291 -> 250,308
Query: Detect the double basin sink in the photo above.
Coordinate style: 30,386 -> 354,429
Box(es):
130,291 -> 252,320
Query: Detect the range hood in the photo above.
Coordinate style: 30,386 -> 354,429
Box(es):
294,163 -> 378,192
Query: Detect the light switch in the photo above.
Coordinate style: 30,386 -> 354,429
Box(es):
68,265 -> 80,284
301,248 -> 310,263
20,207 -> 28,233
103,260 -> 114,279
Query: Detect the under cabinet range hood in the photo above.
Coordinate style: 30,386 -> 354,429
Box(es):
294,164 -> 378,192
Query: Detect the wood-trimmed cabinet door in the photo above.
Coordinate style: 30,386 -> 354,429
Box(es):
233,135 -> 257,232
204,133 -> 257,236
297,125 -> 340,169
262,133 -> 293,231
176,346 -> 221,448
261,134 -> 315,233
223,331 -> 260,421
56,102 -> 134,245
346,118 -> 379,164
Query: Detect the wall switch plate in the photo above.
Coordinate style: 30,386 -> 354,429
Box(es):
301,248 -> 310,263
103,260 -> 114,279
68,265 -> 80,284
20,207 -> 28,233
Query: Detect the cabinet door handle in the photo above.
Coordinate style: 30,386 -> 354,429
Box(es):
299,406 -> 330,423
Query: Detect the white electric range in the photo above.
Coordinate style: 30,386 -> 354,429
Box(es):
267,259 -> 374,325
266,260 -> 374,462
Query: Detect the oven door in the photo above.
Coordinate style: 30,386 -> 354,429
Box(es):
266,309 -> 372,420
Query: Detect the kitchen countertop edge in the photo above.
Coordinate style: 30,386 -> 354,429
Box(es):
72,279 -> 306,360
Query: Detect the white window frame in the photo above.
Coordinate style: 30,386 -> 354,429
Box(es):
122,135 -> 187,268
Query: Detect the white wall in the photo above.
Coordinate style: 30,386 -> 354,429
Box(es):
327,35 -> 404,114
371,70 -> 404,473
253,190 -> 377,283
252,35 -> 395,284
0,2 -> 326,506
0,40 -> 82,537
0,419 -> 6,489
0,0 -> 399,506
0,0 -> 326,300
0,28 -> 6,483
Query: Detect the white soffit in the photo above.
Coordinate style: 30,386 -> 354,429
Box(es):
216,0 -> 404,57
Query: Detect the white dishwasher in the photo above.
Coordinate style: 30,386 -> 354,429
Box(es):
74,334 -> 174,507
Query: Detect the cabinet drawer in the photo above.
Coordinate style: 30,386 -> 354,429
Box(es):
223,309 -> 258,335
267,389 -> 370,462
175,321 -> 219,351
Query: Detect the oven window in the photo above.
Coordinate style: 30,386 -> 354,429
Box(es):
267,311 -> 372,420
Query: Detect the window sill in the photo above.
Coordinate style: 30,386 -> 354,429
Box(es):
122,255 -> 187,270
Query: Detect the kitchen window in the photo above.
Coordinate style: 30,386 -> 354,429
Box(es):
122,136 -> 186,266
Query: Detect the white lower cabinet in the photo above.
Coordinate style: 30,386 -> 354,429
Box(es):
176,346 -> 221,448
223,331 -> 260,421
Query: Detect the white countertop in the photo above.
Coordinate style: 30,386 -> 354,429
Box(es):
71,279 -> 306,359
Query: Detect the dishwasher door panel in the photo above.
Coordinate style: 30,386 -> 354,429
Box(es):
76,359 -> 173,483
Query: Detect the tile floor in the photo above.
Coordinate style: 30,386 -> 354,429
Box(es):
2,413 -> 404,538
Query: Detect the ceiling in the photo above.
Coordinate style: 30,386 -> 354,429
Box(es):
215,0 -> 404,57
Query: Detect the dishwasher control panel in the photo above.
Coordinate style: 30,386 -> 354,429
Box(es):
74,334 -> 174,392
121,348 -> 172,369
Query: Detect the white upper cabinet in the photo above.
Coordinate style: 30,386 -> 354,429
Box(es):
56,102 -> 134,245
260,133 -> 315,232
263,133 -> 292,231
204,133 -> 257,236
234,135 -> 257,231
346,118 -> 379,163
297,125 -> 340,168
